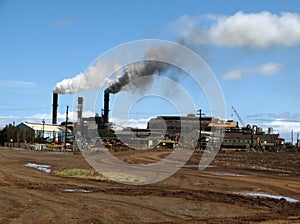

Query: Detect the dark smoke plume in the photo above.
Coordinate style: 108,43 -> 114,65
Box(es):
105,60 -> 169,94
106,45 -> 178,94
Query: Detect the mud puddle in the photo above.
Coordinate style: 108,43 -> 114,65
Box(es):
202,171 -> 247,177
234,191 -> 299,203
245,192 -> 299,202
63,189 -> 91,193
24,163 -> 51,173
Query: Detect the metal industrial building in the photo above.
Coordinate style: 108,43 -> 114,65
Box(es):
17,122 -> 72,144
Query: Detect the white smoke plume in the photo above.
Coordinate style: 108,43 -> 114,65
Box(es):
170,11 -> 300,48
54,45 -> 179,95
222,62 -> 283,80
53,59 -> 121,94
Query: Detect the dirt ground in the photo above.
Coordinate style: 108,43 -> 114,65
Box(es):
0,146 -> 299,224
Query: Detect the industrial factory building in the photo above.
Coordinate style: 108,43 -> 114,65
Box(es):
11,93 -> 73,147
2,88 -> 285,151
146,115 -> 283,149
222,126 -> 284,150
71,90 -> 285,150
16,122 -> 72,144
147,114 -> 238,135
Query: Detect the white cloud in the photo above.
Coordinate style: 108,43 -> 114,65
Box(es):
110,117 -> 150,130
262,119 -> 300,143
0,111 -> 152,130
52,19 -> 73,28
247,111 -> 300,143
0,111 -> 95,128
263,119 -> 300,133
254,62 -> 283,75
0,80 -> 36,88
222,62 -> 283,80
222,68 -> 243,80
170,11 -> 300,48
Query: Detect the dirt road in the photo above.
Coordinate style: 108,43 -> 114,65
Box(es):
0,147 -> 299,223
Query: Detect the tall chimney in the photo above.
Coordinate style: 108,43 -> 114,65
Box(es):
52,93 -> 58,124
103,90 -> 109,124
77,96 -> 83,123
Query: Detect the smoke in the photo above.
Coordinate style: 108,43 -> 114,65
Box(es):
54,44 -> 180,95
53,58 -> 121,94
170,11 -> 300,49
106,45 -> 180,94
54,11 -> 300,94
106,61 -> 168,94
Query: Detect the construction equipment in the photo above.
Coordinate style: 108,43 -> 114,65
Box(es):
231,106 -> 245,127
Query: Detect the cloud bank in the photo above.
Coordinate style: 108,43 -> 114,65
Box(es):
170,11 -> 300,48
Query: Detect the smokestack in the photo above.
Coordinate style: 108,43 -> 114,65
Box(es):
103,90 -> 109,124
77,97 -> 83,123
52,93 -> 58,125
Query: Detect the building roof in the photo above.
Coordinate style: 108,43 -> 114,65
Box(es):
208,121 -> 238,128
149,116 -> 214,121
18,122 -> 71,132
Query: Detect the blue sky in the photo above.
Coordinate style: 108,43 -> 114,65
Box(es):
1,0 -> 300,143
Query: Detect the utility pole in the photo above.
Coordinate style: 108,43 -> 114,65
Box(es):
297,132 -> 299,148
42,119 -> 45,144
291,129 -> 294,145
250,126 -> 254,149
197,109 -> 205,149
13,121 -> 15,148
64,106 -> 69,150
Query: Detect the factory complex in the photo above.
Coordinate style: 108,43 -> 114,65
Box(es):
6,91 -> 287,151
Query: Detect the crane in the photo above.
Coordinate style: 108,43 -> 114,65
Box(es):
231,106 -> 245,128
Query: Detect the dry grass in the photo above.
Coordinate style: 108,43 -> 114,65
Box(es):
55,168 -> 146,183
54,168 -> 108,181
